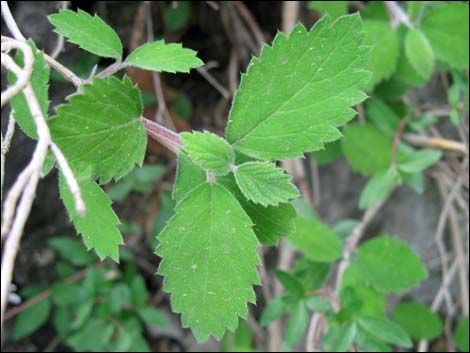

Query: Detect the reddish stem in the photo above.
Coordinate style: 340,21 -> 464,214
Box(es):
141,117 -> 183,153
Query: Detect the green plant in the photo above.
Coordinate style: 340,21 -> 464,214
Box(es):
2,1 -> 468,351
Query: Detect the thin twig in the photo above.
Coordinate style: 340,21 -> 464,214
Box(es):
403,134 -> 468,156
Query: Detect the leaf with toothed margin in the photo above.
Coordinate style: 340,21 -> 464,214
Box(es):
180,131 -> 235,175
234,162 -> 299,206
226,14 -> 371,160
59,174 -> 123,262
125,40 -> 203,73
49,76 -> 147,183
156,182 -> 260,342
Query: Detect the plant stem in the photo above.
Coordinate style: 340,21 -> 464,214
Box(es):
141,116 -> 183,154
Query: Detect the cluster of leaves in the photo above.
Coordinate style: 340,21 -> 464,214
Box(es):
6,2 -> 469,350
13,236 -> 170,352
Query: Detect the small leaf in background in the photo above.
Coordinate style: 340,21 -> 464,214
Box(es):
156,183 -> 260,342
357,316 -> 412,348
359,168 -> 397,210
291,258 -> 331,291
287,217 -> 342,263
172,90 -> 192,120
164,1 -> 191,33
398,149 -> 442,174
70,300 -> 94,330
125,40 -> 203,73
59,175 -> 123,262
222,319 -> 256,352
356,235 -> 428,293
66,318 -> 115,351
365,97 -> 401,134
8,40 -> 50,139
307,1 -> 348,19
13,289 -> 51,340
361,1 -> 389,21
276,270 -> 305,299
48,236 -> 95,266
48,9 -> 122,59
355,327 -> 391,352
291,198 -> 317,220
305,296 -> 332,313
363,20 -> 399,89
129,272 -> 148,308
332,219 -> 360,241
454,317 -> 469,352
260,295 -> 288,326
420,2 -> 469,70
284,300 -> 309,350
392,302 -> 443,340
180,131 -> 234,175
110,283 -> 131,314
235,162 -> 299,206
226,15 -> 370,160
52,283 -> 84,307
405,29 -> 435,80
49,76 -> 146,183
138,306 -> 172,328
311,140 -> 343,165
322,321 -> 357,352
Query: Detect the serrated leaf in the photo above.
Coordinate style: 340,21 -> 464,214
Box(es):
8,40 -> 50,139
307,1 -> 348,19
454,317 -> 469,352
363,20 -> 399,88
357,316 -> 412,348
59,175 -> 123,261
405,29 -> 435,80
125,40 -> 203,73
226,15 -> 370,160
398,149 -> 442,174
359,168 -> 397,210
392,302 -> 443,339
421,2 -> 469,70
48,9 -> 122,58
260,295 -> 288,326
234,162 -> 299,206
156,183 -> 260,342
49,76 -> 146,183
287,217 -> 342,262
356,235 -> 428,292
173,154 -> 207,200
285,301 -> 309,349
180,131 -> 234,175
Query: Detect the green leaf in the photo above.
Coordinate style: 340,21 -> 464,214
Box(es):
322,321 -> 357,352
454,317 -> 469,352
356,235 -> 428,292
421,2 -> 469,70
359,168 -> 397,210
125,40 -> 203,73
305,296 -> 332,313
365,97 -> 401,134
226,15 -> 370,160
59,175 -> 123,261
129,273 -> 147,308
405,29 -> 435,80
307,1 -> 348,19
361,1 -> 389,21
8,40 -> 50,139
234,162 -> 299,206
180,131 -> 234,175
276,270 -> 305,299
137,306 -> 172,328
67,318 -> 115,351
52,283 -> 84,307
164,1 -> 191,33
311,140 -> 343,165
397,149 -> 442,174
173,154 -> 206,200
342,124 -> 393,175
357,316 -> 412,348
14,297 -> 51,340
363,20 -> 399,88
49,76 -> 146,183
260,295 -> 288,326
355,328 -> 391,352
156,183 -> 260,342
287,217 -> 342,262
291,258 -> 331,291
110,284 -> 131,314
284,301 -> 309,349
48,9 -> 122,59
392,302 -> 443,339
48,236 -> 95,266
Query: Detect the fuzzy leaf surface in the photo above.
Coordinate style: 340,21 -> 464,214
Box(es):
156,183 -> 260,342
48,9 -> 122,58
234,162 -> 299,206
226,15 -> 370,160
125,40 -> 203,73
49,76 -> 146,183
